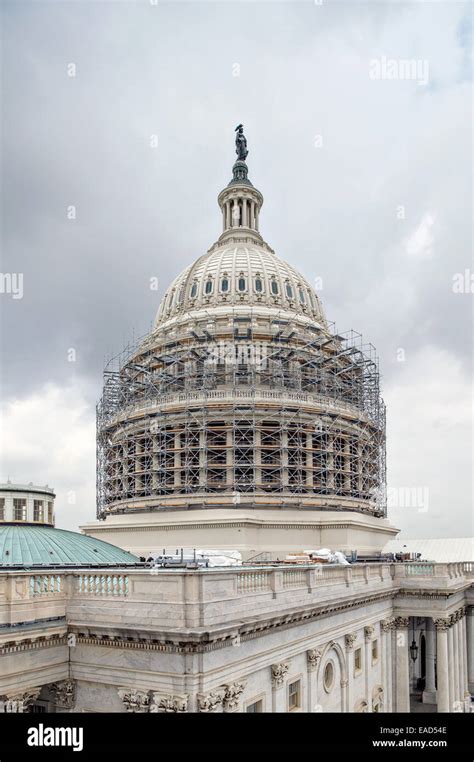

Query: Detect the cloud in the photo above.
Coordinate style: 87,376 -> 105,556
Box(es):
0,380 -> 96,530
385,346 -> 472,538
0,0 -> 471,538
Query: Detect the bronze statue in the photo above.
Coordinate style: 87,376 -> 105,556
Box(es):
235,124 -> 248,161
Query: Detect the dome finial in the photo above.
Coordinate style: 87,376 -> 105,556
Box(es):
235,123 -> 248,161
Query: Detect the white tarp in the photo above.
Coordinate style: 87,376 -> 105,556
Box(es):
299,548 -> 350,565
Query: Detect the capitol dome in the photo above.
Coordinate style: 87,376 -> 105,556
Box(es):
92,137 -> 387,555
155,245 -> 326,328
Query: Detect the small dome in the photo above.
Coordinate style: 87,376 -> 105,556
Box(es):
0,524 -> 139,567
155,245 -> 325,328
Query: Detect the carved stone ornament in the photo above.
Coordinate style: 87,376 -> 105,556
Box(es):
307,649 -> 322,671
345,633 -> 357,650
393,617 -> 409,629
222,681 -> 246,712
364,626 -> 375,641
271,662 -> 289,687
197,691 -> 224,713
434,618 -> 451,632
3,687 -> 42,713
117,688 -> 150,713
149,693 -> 188,713
381,619 -> 394,633
50,680 -> 76,709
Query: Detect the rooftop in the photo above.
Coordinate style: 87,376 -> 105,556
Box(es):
0,524 -> 140,568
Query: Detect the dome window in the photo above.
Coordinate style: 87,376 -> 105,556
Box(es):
205,279 -> 213,295
255,277 -> 263,293
221,277 -> 229,293
285,283 -> 293,299
271,279 -> 279,295
190,283 -> 198,298
238,277 -> 246,292
298,288 -> 306,304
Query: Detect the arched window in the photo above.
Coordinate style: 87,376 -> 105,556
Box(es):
190,283 -> 198,298
285,283 -> 293,299
298,287 -> 305,304
221,277 -> 229,293
271,279 -> 279,295
238,277 -> 246,292
205,279 -> 213,295
255,278 -> 263,293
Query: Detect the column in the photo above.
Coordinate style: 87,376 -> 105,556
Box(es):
232,199 -> 238,228
255,205 -> 259,231
435,619 -> 450,713
281,426 -> 288,489
174,432 -> 181,488
457,609 -> 468,706
255,428 -> 262,491
226,427 -> 233,489
456,615 -> 463,708
199,428 -> 206,488
467,606 -> 474,695
423,618 -> 437,704
242,198 -> 247,227
327,435 -> 335,490
381,619 -> 393,712
448,622 -> 455,709
250,201 -> 255,230
394,617 -> 410,712
306,432 -> 313,488
462,609 -> 470,705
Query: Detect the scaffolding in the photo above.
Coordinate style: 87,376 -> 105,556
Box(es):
96,309 -> 386,520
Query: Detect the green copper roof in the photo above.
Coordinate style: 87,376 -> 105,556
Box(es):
0,524 -> 139,568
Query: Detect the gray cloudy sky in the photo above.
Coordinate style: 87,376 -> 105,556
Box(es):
0,0 -> 472,541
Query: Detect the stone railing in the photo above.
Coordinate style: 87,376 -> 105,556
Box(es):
0,562 -> 472,633
404,563 -> 435,577
29,574 -> 63,596
76,573 -> 129,597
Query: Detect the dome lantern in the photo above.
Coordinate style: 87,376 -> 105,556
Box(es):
217,126 -> 264,244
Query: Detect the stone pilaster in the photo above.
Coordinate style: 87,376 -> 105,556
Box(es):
307,649 -> 322,712
345,633 -> 357,713
271,662 -> 289,712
